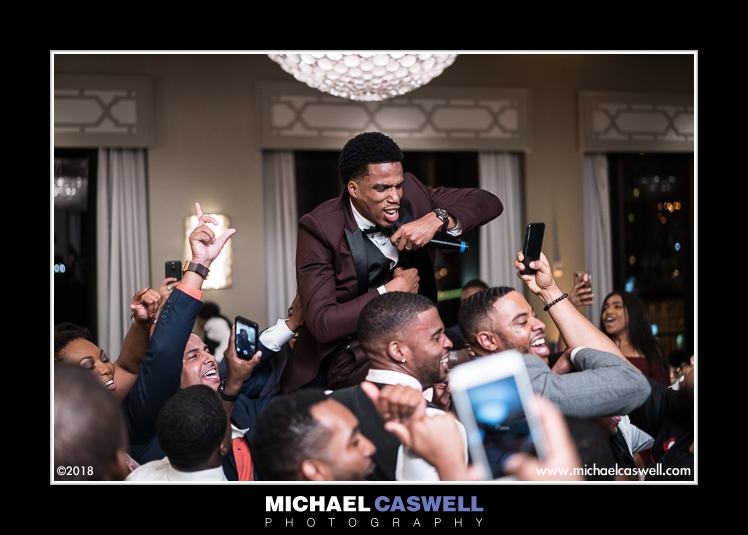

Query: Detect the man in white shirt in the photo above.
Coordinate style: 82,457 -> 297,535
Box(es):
331,291 -> 468,481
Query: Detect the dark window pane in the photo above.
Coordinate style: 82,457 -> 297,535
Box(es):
294,151 -> 342,218
609,153 -> 693,357
53,149 -> 98,339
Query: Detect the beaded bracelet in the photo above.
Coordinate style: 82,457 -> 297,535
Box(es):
543,292 -> 569,311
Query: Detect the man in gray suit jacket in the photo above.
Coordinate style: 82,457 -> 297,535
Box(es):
458,251 -> 650,418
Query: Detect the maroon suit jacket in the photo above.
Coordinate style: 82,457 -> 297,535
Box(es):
281,172 -> 503,391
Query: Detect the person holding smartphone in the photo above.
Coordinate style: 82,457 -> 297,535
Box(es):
456,250 -> 651,419
124,202 -> 264,481
570,271 -> 594,307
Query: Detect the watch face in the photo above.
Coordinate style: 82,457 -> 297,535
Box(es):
435,209 -> 448,227
182,261 -> 209,278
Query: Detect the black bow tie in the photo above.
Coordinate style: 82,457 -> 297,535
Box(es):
362,225 -> 395,237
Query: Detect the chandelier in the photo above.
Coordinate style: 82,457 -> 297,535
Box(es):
267,53 -> 457,101
54,176 -> 88,208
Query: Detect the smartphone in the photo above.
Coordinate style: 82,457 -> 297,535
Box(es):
165,260 -> 183,281
450,350 -> 546,479
521,223 -> 545,275
234,316 -> 259,360
573,271 -> 591,288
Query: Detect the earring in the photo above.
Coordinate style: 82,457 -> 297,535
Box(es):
401,359 -> 406,363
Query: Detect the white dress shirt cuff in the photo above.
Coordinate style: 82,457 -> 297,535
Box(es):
569,346 -> 586,365
259,318 -> 295,352
377,285 -> 387,295
446,218 -> 463,237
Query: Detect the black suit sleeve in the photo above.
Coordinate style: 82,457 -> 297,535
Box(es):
628,377 -> 668,437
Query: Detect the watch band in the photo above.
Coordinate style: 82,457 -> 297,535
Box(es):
219,380 -> 239,402
434,208 -> 450,232
182,261 -> 210,279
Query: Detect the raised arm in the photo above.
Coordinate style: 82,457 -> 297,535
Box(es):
515,251 -> 629,362
112,287 -> 161,401
124,202 -> 237,454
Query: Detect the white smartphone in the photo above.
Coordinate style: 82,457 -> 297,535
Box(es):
449,350 -> 546,479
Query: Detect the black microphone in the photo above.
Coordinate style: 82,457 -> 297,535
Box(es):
428,237 -> 469,253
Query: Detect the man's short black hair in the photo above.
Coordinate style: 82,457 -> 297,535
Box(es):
54,363 -> 126,480
357,292 -> 436,355
458,286 -> 516,345
156,385 -> 227,471
252,389 -> 330,480
462,279 -> 489,291
54,322 -> 92,360
338,131 -> 403,185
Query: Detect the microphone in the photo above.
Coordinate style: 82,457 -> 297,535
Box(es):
428,237 -> 469,253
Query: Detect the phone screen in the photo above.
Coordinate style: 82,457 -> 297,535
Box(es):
459,375 -> 539,479
234,316 -> 258,359
521,223 -> 545,274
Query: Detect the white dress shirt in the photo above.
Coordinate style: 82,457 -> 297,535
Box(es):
350,200 -> 399,295
259,318 -> 296,352
364,369 -> 468,481
126,457 -> 227,482
350,200 -> 462,295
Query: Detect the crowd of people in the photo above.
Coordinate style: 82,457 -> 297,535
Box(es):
53,132 -> 694,482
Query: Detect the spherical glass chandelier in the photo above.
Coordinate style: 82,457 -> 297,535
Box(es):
267,53 -> 457,101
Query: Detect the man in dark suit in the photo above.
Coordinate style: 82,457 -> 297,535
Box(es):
282,132 -> 503,392
125,202 -> 264,481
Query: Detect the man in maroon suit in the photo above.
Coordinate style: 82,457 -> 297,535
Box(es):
281,132 -> 503,392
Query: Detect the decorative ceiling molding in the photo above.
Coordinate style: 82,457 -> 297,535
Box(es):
579,92 -> 693,152
258,82 -> 531,151
54,74 -> 155,147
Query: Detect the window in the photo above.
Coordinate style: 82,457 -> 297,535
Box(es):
54,149 -> 98,337
609,153 -> 694,357
403,152 -> 479,328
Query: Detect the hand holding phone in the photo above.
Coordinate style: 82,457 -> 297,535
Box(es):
164,260 -> 183,281
234,316 -> 259,360
570,271 -> 594,307
521,223 -> 545,275
449,351 -> 546,479
502,395 -> 583,481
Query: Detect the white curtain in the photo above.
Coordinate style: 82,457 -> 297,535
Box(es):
583,154 -> 613,321
96,149 -> 150,360
262,151 -> 298,325
479,153 -> 523,288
